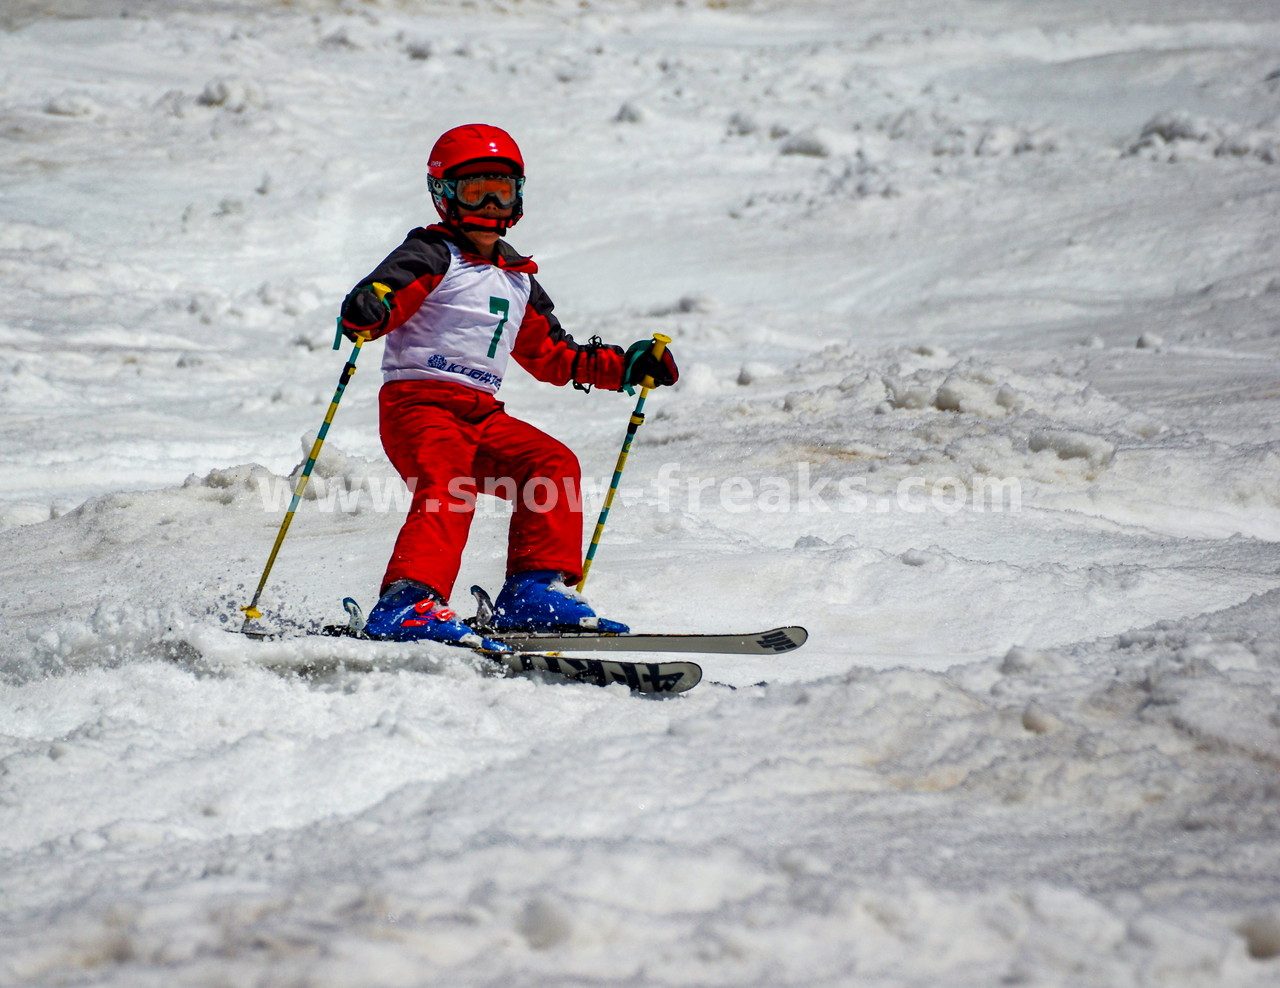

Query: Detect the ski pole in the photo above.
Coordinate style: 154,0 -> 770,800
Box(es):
578,333 -> 671,592
240,328 -> 364,631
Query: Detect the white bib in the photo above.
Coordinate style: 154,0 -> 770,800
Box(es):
382,241 -> 532,394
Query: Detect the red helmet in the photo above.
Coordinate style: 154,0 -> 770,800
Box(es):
427,124 -> 525,234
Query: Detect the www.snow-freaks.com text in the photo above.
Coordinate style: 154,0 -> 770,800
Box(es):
255,463 -> 1022,516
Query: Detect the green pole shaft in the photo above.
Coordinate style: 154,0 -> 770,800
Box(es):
240,338 -> 363,630
578,333 -> 670,592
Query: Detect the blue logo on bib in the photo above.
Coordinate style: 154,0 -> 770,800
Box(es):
426,353 -> 502,389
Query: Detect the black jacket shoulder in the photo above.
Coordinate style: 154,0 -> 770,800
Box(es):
353,227 -> 454,292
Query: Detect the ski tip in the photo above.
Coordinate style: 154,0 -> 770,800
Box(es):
754,626 -> 807,653
483,650 -> 702,694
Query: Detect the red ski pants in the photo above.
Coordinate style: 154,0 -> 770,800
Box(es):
379,380 -> 584,600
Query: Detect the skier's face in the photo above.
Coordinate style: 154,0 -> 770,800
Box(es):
457,201 -> 513,256
451,161 -> 517,257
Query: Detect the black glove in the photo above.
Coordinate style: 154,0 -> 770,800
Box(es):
340,282 -> 393,341
623,339 -> 679,388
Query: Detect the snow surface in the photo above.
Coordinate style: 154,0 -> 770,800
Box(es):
3,0 -> 1280,984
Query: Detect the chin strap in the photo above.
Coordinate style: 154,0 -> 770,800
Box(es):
446,193 -> 521,236
455,214 -> 512,235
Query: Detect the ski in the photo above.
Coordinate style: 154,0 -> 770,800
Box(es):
483,650 -> 701,693
308,622 -> 701,694
485,627 -> 808,656
465,584 -> 806,656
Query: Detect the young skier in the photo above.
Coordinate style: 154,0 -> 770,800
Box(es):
339,123 -> 678,648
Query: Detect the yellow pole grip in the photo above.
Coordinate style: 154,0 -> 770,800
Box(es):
639,333 -> 672,392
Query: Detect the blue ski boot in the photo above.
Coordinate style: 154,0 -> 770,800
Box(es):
491,570 -> 630,633
364,579 -> 506,650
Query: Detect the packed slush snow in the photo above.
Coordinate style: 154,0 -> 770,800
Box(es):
2,0 -> 1280,984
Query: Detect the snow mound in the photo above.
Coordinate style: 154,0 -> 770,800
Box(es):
654,343 -> 1143,495
4,593 -> 1280,985
645,340 -> 1280,540
1128,111 -> 1280,164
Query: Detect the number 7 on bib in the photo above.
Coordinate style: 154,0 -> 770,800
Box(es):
487,296 -> 510,357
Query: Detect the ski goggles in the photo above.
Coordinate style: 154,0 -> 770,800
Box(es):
447,173 -> 523,210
